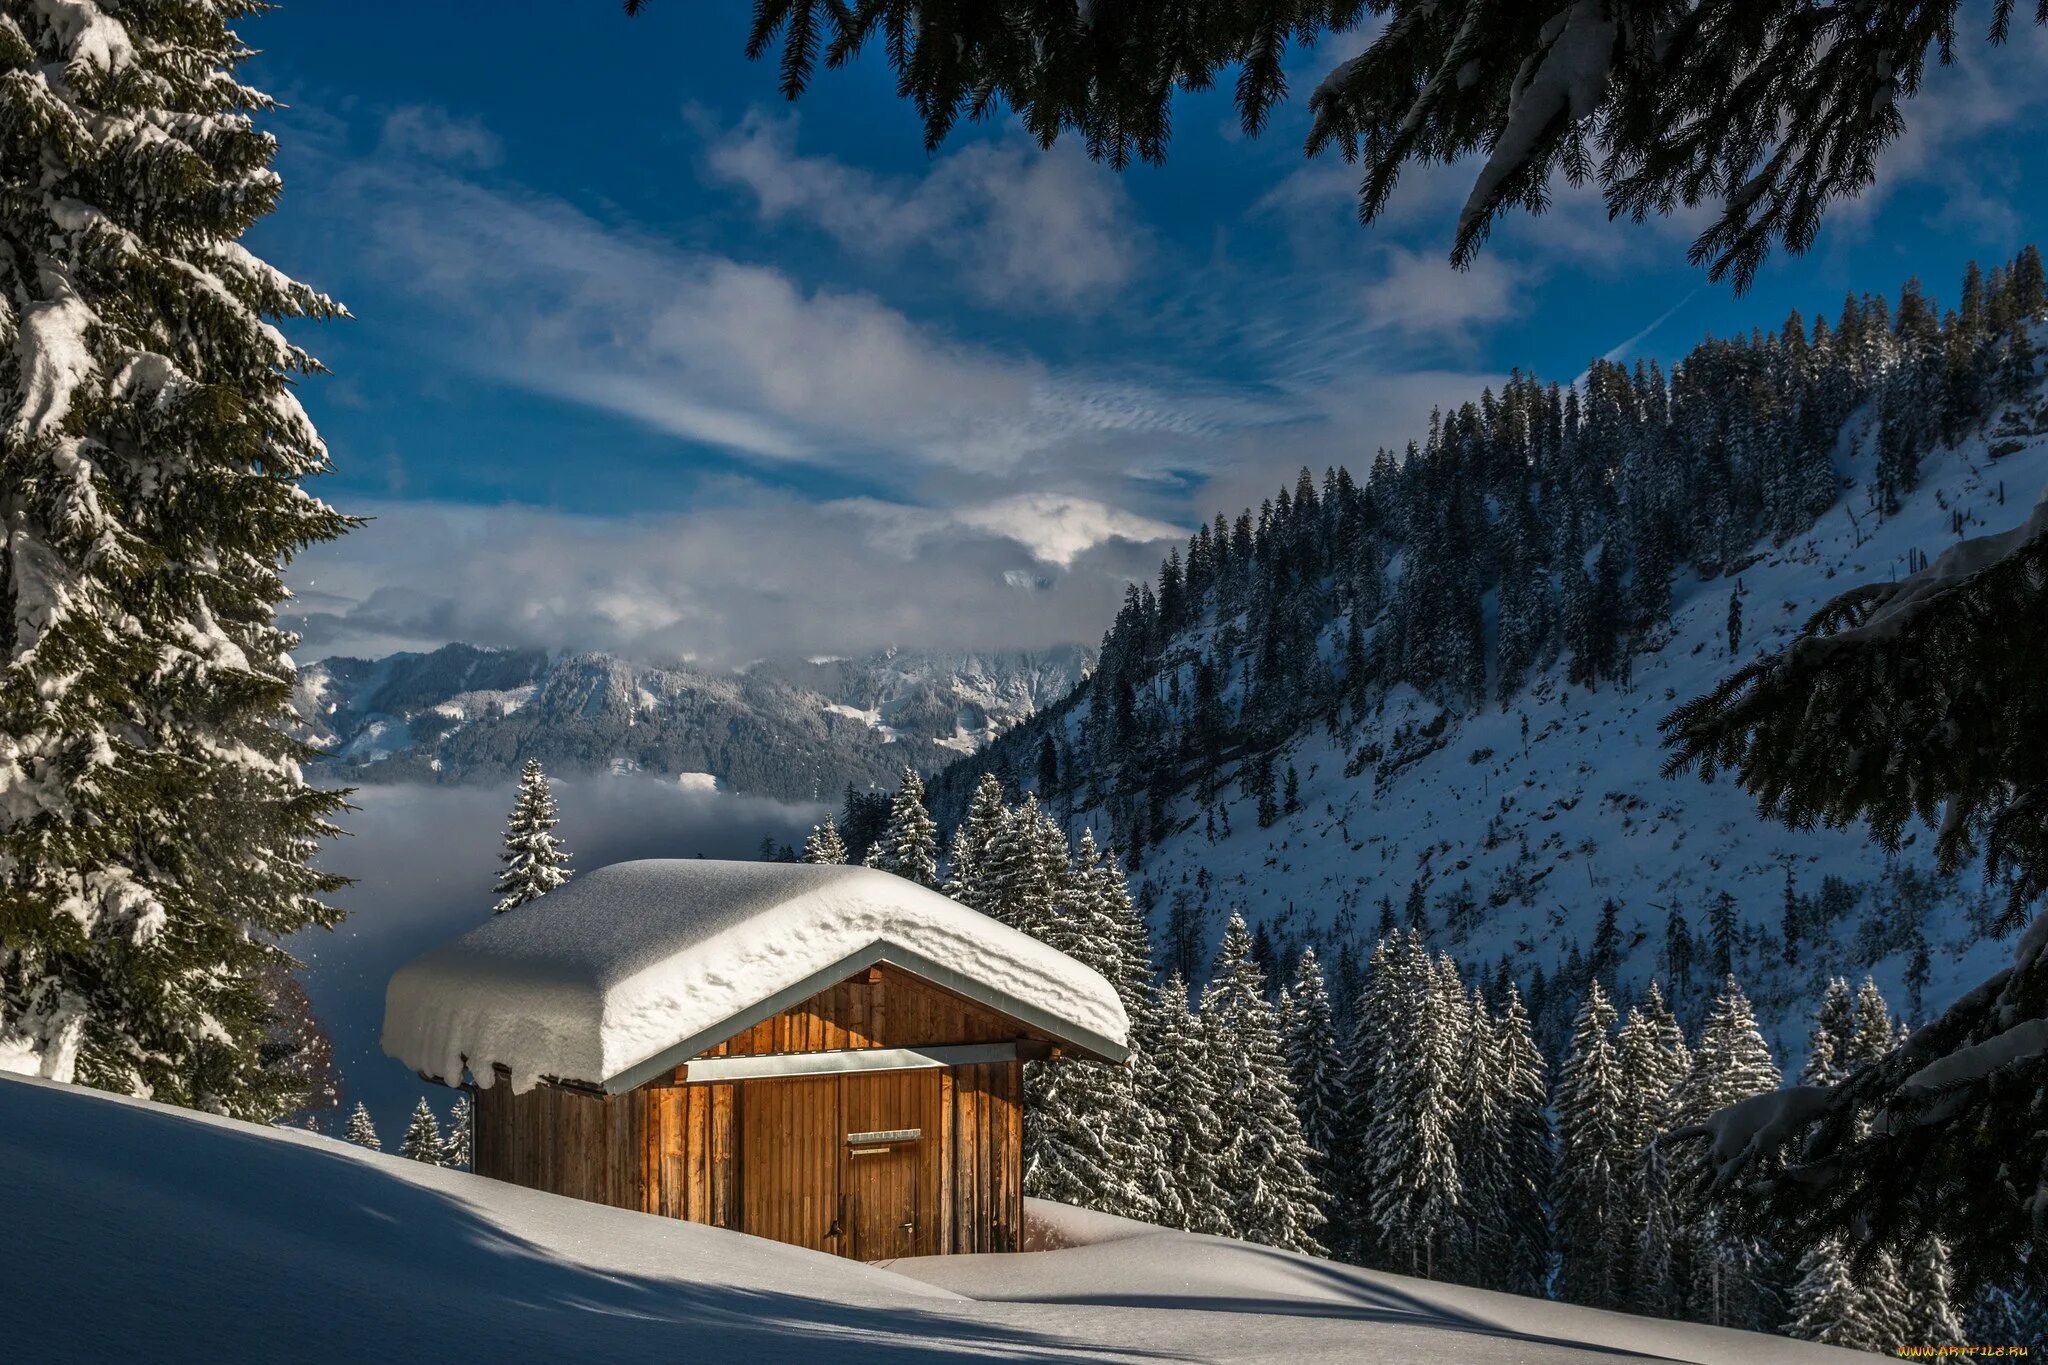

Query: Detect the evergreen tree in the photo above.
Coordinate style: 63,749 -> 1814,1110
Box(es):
1364,940 -> 1464,1277
1899,1236 -> 1966,1348
1555,982 -> 1630,1309
1328,937 -> 1395,1265
801,815 -> 847,865
399,1097 -> 443,1164
1800,977 -> 1855,1086
344,1101 -> 381,1153
977,795 -> 1068,938
1024,828 -> 1160,1222
1282,947 -> 1346,1186
493,759 -> 572,913
942,773 -> 1008,911
1785,1236 -> 1887,1352
1201,916 -> 1325,1254
1123,980 -> 1190,1230
1842,975 -> 1897,1070
863,766 -> 939,888
0,0 -> 351,1116
658,0 -> 2048,290
1148,973 -> 1228,1236
1489,985 -> 1554,1297
1671,977 -> 1782,1331
442,1094 -> 473,1171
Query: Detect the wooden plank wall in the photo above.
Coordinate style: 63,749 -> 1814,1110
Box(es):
473,968 -> 1033,1259
948,1061 -> 1023,1253
639,1081 -> 736,1224
472,1073 -> 643,1209
702,964 -> 1039,1059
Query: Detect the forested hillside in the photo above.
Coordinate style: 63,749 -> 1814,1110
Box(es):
933,249 -> 2048,1059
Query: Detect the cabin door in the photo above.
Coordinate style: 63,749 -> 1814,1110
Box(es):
842,1070 -> 939,1261
736,1076 -> 842,1253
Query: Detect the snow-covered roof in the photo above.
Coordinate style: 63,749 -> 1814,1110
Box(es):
382,859 -> 1129,1094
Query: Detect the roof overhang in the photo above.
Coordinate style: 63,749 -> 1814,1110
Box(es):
600,940 -> 1129,1095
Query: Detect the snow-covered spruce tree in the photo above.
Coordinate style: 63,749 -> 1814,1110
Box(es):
398,1096 -> 442,1164
1842,975 -> 1898,1070
1799,977 -> 1855,1086
1081,831 -> 1155,1011
344,1101 -> 380,1152
1123,976 -> 1189,1231
1282,946 -> 1346,1189
1486,984 -> 1554,1298
1899,1236 -> 1966,1347
1147,972 -> 1228,1236
493,759 -> 571,913
1670,976 -> 1782,1331
800,814 -> 847,865
441,1094 -> 472,1171
1446,986 -> 1506,1288
863,765 -> 938,889
1364,939 -> 1464,1277
1785,1236 -> 1888,1352
1201,914 -> 1325,1254
1327,935 -> 1396,1265
1622,983 -> 1690,1316
977,794 -> 1066,938
1022,830 -> 1159,1223
1554,981 -> 1630,1309
941,772 -> 1006,912
0,1 -> 351,1114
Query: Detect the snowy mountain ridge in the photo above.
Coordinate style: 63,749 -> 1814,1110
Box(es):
940,320 -> 2048,1066
296,642 -> 1090,802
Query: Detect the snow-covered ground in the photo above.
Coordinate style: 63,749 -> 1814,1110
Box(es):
2,1074 -> 1861,1362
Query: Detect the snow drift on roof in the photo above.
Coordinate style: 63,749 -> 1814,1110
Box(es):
381,860 -> 1129,1094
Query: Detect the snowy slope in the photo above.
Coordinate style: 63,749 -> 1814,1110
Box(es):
1053,390 -> 2048,1063
296,644 -> 1089,800
0,1075 -> 1860,1363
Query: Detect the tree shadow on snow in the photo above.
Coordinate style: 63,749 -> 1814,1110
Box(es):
0,1077 -> 1169,1363
994,1240 -> 1675,1362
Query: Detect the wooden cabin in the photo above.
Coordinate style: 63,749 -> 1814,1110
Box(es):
382,859 -> 1129,1262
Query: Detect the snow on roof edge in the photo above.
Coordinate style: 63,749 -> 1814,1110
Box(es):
381,860 -> 1130,1095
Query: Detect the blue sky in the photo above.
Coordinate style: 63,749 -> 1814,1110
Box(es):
245,3 -> 2048,666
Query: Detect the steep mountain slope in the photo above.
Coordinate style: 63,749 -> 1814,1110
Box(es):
0,1075 -> 1856,1363
296,644 -> 1089,802
938,268 -> 2048,1063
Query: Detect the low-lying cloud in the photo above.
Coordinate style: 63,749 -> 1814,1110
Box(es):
288,488 -> 1176,663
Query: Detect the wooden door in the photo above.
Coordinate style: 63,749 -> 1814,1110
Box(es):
737,1076 -> 842,1253
842,1070 -> 941,1261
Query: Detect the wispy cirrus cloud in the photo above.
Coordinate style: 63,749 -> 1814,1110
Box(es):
698,109 -> 1144,314
318,117 -> 1281,489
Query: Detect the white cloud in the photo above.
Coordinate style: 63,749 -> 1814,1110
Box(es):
1358,247 -> 1523,343
378,106 -> 502,168
287,489 -> 1180,666
320,149 -> 1263,485
700,110 -> 1141,312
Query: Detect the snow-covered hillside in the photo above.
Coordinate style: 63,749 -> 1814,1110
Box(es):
296,644 -> 1090,802
943,326 -> 2048,1067
1142,422 -> 2043,1059
0,1074 -> 1860,1363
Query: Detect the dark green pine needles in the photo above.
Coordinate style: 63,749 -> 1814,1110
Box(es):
0,1 -> 353,1118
